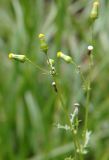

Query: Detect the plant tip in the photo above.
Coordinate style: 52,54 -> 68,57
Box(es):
52,81 -> 56,86
90,1 -> 99,20
8,53 -> 14,59
74,103 -> 80,107
52,81 -> 58,92
38,33 -> 48,54
8,53 -> 26,62
94,1 -> 99,6
57,51 -> 73,63
57,51 -> 62,58
38,33 -> 45,39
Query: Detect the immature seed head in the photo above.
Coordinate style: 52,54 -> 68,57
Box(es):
87,45 -> 94,55
52,81 -> 58,93
38,33 -> 48,54
8,53 -> 26,63
57,51 -> 73,63
88,45 -> 93,51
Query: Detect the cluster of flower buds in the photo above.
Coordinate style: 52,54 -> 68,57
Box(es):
47,58 -> 56,76
57,51 -> 73,63
90,1 -> 99,20
38,33 -> 48,54
8,53 -> 27,63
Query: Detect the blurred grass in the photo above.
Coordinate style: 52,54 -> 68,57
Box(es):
0,0 -> 109,159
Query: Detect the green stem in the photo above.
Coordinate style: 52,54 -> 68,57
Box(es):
84,81 -> 90,139
84,20 -> 94,140
26,57 -> 49,74
71,61 -> 86,85
83,51 -> 92,142
54,77 -> 83,160
60,81 -> 84,160
46,54 -> 83,160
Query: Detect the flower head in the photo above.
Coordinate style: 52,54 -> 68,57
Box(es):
38,33 -> 45,39
57,51 -> 73,63
90,1 -> 99,20
8,53 -> 26,63
38,33 -> 48,54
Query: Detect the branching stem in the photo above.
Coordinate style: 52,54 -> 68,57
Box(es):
46,54 -> 83,160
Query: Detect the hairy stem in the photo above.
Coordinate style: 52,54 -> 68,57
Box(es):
46,54 -> 83,160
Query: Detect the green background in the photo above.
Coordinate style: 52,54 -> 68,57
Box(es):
0,0 -> 109,159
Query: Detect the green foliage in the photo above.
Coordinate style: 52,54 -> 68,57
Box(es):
0,0 -> 109,160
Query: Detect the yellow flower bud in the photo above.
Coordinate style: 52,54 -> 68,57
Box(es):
38,33 -> 45,39
38,33 -> 48,54
57,51 -> 62,58
8,53 -> 26,63
90,1 -> 99,20
57,51 -> 73,63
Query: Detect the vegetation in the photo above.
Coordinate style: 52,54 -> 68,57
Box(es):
0,0 -> 109,160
